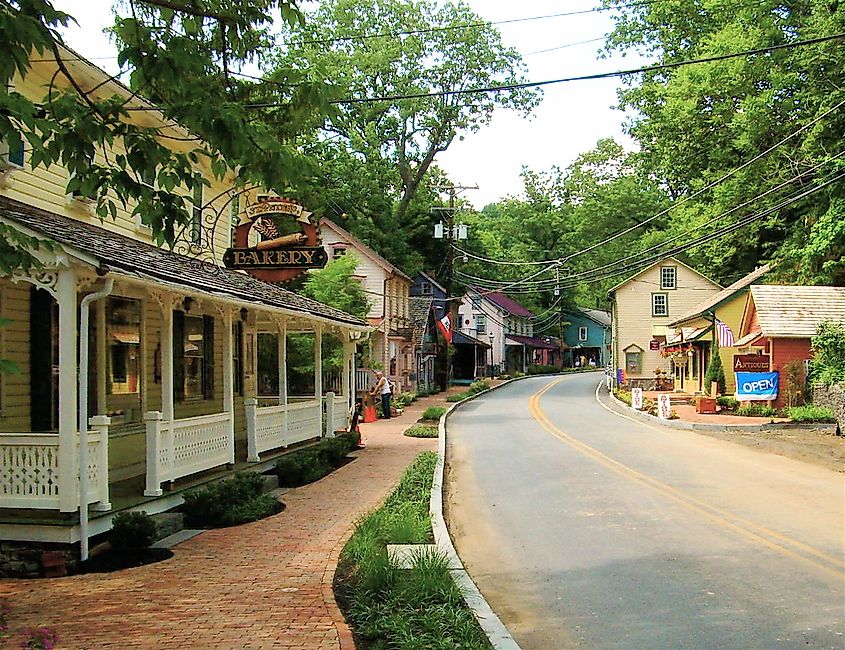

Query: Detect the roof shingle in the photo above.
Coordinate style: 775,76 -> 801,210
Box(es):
750,285 -> 845,338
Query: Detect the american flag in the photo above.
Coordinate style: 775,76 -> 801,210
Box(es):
716,319 -> 734,347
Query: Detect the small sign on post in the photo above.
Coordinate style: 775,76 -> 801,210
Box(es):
631,387 -> 643,410
658,394 -> 672,419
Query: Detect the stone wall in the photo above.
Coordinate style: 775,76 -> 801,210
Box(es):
813,383 -> 845,433
0,542 -> 76,578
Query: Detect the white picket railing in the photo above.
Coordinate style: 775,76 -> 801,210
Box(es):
325,392 -> 350,435
245,399 -> 287,462
144,411 -> 234,496
287,399 -> 322,447
0,417 -> 110,511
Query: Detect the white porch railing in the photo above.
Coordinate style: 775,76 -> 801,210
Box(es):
356,368 -> 373,393
0,417 -> 111,511
324,392 -> 350,435
244,398 -> 323,463
144,411 -> 234,496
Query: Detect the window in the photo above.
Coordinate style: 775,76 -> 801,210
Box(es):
191,178 -> 204,244
107,298 -> 141,395
420,282 -> 432,296
578,326 -> 588,342
626,351 -> 642,375
660,266 -> 677,290
233,320 -> 244,396
174,311 -> 214,400
471,295 -> 482,310
0,131 -> 24,169
332,246 -> 347,260
475,314 -> 487,335
652,293 -> 669,317
70,150 -> 97,201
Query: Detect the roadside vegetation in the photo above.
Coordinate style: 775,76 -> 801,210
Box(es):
181,473 -> 283,528
275,432 -> 361,487
420,406 -> 447,421
334,452 -> 491,649
403,425 -> 438,438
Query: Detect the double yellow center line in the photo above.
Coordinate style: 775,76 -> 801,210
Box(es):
528,379 -> 844,582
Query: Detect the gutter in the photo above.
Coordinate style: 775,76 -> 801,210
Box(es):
78,275 -> 114,562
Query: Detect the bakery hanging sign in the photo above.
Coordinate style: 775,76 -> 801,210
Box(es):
224,197 -> 328,282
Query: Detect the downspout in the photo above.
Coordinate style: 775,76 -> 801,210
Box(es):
78,276 -> 114,562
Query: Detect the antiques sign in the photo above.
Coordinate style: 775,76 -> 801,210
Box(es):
733,354 -> 770,372
224,197 -> 327,282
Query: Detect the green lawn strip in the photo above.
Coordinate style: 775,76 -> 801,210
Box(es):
335,452 -> 491,649
403,424 -> 439,438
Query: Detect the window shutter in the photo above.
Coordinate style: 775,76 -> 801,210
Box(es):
203,314 -> 215,398
173,310 -> 185,402
234,320 -> 244,396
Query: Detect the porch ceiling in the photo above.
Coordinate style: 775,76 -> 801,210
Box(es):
1,196 -> 368,331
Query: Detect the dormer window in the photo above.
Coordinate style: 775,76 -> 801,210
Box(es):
420,282 -> 432,295
0,131 -> 24,170
333,246 -> 347,260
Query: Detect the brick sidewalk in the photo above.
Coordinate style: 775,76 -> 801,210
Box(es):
0,391 -> 461,650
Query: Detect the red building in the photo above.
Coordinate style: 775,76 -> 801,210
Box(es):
734,285 -> 845,408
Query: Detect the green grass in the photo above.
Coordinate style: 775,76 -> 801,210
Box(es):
421,406 -> 447,421
736,404 -> 778,418
335,452 -> 491,650
446,392 -> 468,402
403,424 -> 439,438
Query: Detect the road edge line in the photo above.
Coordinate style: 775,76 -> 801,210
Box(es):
430,379 -> 523,650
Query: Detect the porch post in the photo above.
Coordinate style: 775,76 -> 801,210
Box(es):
245,397 -> 259,462
95,300 -> 107,415
221,307 -> 235,465
314,325 -> 323,438
278,318 -> 288,442
161,304 -> 174,425
342,336 -> 354,415
89,415 -> 111,510
56,268 -> 78,513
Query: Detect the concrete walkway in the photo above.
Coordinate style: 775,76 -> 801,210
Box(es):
0,390 -> 462,649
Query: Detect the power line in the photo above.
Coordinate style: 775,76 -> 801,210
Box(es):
451,96 -> 845,271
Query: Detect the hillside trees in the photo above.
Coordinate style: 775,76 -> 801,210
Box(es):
267,0 -> 540,273
604,0 -> 845,284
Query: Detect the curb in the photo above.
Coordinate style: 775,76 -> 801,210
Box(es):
430,379 -> 523,650
600,384 -> 838,434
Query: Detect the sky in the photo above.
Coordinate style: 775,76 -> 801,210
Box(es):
52,1 -> 648,208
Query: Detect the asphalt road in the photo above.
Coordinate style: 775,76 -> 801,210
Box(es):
445,373 -> 845,650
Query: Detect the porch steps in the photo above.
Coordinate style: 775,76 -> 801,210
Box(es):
151,529 -> 204,549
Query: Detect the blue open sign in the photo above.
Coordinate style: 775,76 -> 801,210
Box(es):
735,371 -> 779,401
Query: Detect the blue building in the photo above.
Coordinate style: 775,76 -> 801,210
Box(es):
562,307 -> 611,367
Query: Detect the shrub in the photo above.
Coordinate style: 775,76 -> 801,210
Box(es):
319,436 -> 354,465
275,448 -> 331,487
527,364 -> 560,375
110,511 -> 157,557
446,392 -> 468,402
497,373 -> 511,380
717,396 -> 739,410
614,389 -> 632,406
703,346 -> 727,395
467,379 -> 490,395
736,404 -> 778,418
810,320 -> 845,386
786,405 -> 836,423
420,406 -> 446,421
404,425 -> 439,438
181,472 -> 282,528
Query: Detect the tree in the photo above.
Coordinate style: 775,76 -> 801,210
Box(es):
604,0 -> 845,284
301,253 -> 370,319
268,0 -> 540,270
0,0 -> 334,267
810,320 -> 845,386
703,343 -> 726,396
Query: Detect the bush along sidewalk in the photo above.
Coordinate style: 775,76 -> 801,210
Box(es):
420,406 -> 447,421
334,452 -> 491,650
181,473 -> 283,528
403,424 -> 438,438
275,431 -> 361,487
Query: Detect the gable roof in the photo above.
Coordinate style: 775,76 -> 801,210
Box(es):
578,307 -> 611,327
479,290 -> 534,318
607,257 -> 721,295
745,285 -> 845,338
668,264 -> 771,326
1,196 -> 368,328
319,218 -> 411,281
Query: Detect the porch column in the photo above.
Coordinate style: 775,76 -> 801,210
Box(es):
95,300 -> 107,416
161,304 -> 174,424
342,336 -> 355,415
57,268 -> 79,513
277,317 -> 288,444
221,307 -> 235,465
314,325 -> 323,438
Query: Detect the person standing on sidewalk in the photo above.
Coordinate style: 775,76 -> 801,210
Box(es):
371,371 -> 392,419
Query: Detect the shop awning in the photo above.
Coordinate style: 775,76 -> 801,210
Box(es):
1,196 -> 368,330
505,334 -> 557,350
733,330 -> 763,347
453,330 -> 491,348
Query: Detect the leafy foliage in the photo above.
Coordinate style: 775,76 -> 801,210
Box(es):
181,472 -> 282,528
786,405 -> 835,423
703,345 -> 727,396
275,432 -> 359,486
420,406 -> 446,421
403,424 -> 438,438
110,511 -> 157,557
810,320 -> 845,386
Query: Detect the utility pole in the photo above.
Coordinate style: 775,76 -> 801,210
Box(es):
432,183 -> 477,384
